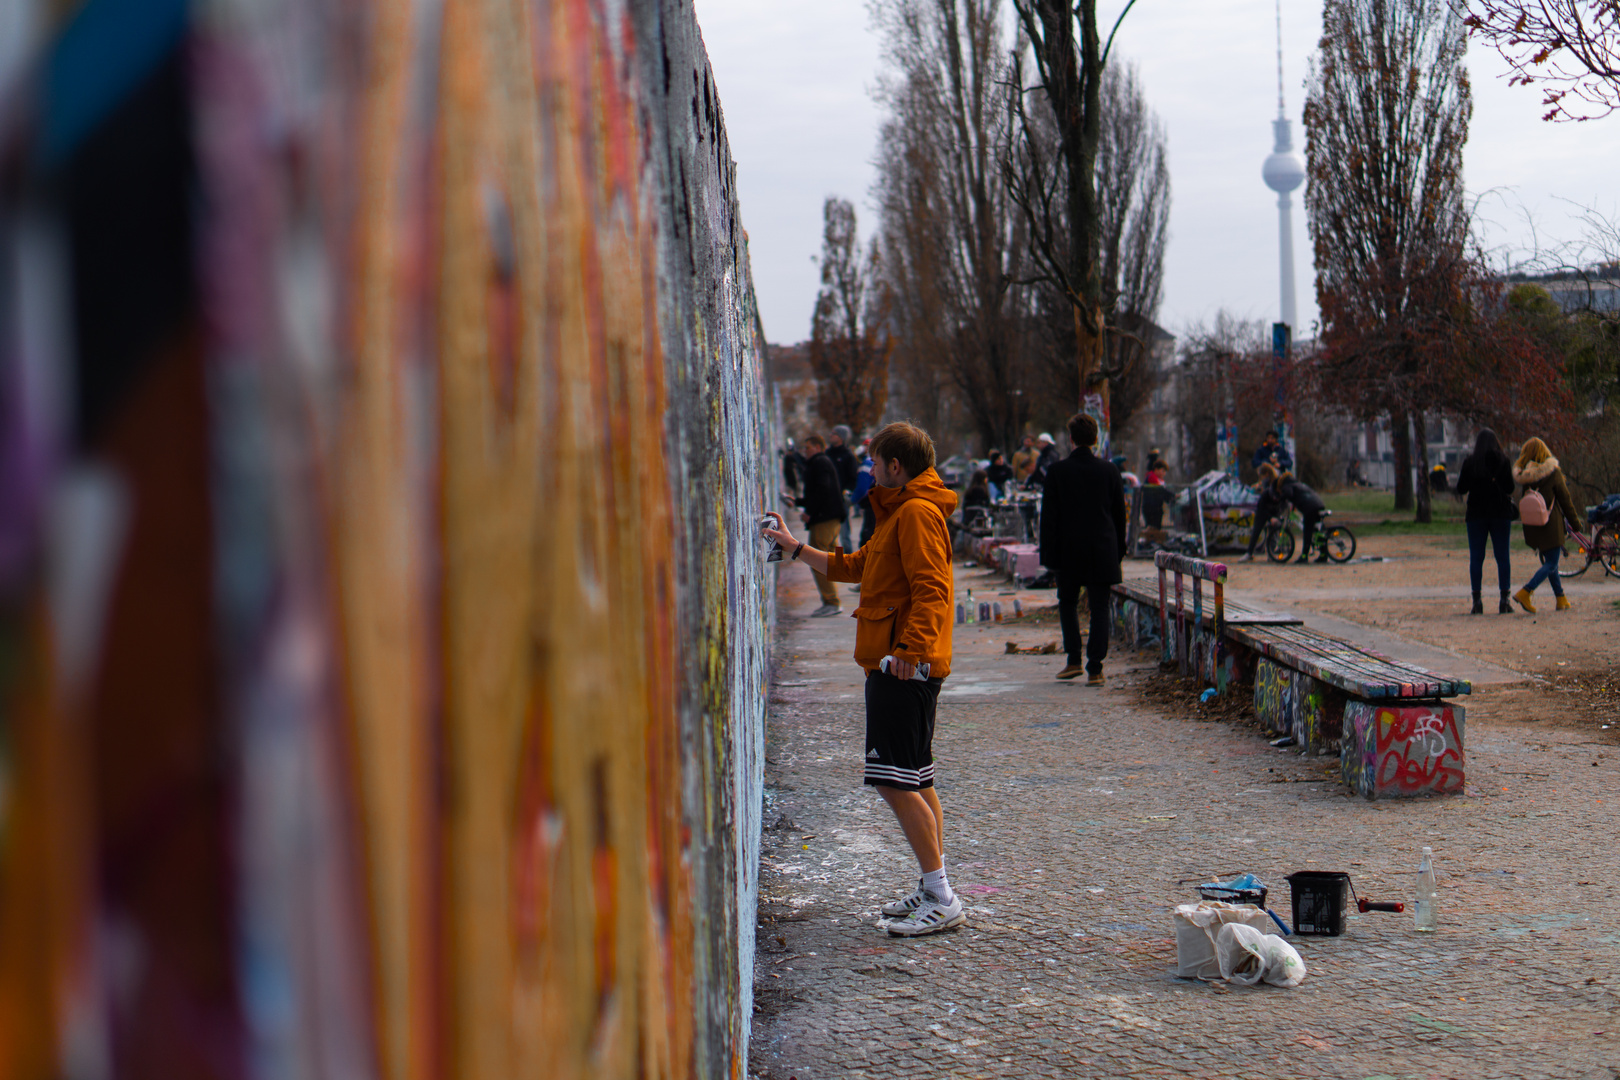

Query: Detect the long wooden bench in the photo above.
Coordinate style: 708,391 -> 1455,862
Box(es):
1108,553 -> 1471,801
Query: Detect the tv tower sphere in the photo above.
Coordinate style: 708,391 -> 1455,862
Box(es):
1262,124 -> 1305,195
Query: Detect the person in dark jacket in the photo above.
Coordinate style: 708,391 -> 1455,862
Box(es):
1251,431 -> 1293,473
1511,437 -> 1583,614
828,425 -> 860,552
1039,413 -> 1126,685
1025,433 -> 1060,490
1277,470 -> 1327,563
959,468 -> 993,535
985,450 -> 1014,499
1240,463 -> 1286,561
782,442 -> 806,495
1454,428 -> 1516,614
796,434 -> 848,616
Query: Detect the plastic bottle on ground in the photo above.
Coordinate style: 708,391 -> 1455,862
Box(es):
1414,847 -> 1438,931
966,589 -> 975,623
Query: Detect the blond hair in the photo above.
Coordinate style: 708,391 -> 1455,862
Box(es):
1515,437 -> 1551,472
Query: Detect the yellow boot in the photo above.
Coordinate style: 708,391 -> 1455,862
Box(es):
1514,588 -> 1537,614
1556,595 -> 1572,611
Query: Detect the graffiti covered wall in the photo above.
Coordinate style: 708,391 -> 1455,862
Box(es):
0,0 -> 770,1077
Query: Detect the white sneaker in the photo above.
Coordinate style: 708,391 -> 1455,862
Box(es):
885,891 -> 966,936
881,878 -> 927,918
810,604 -> 842,617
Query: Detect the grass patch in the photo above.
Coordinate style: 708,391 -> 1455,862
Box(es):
1318,486 -> 1467,532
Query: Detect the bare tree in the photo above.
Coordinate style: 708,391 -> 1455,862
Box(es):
1304,0 -> 1474,522
1306,0 -> 1577,521
872,0 -> 1033,452
1005,0 -> 1142,439
1010,60 -> 1170,440
1455,0 -> 1620,120
810,197 -> 893,431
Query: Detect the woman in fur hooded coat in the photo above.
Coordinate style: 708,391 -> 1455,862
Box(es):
1511,437 -> 1584,614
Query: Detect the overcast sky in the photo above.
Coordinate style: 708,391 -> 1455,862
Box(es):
692,0 -> 1617,347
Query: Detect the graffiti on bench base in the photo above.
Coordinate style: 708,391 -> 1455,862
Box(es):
1255,659 -> 1293,735
1341,701 -> 1466,800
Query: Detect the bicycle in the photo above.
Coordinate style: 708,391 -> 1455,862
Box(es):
1555,518 -> 1620,579
1263,508 -> 1357,564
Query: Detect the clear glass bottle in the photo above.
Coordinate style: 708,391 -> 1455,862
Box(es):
966,589 -> 975,623
1414,846 -> 1438,931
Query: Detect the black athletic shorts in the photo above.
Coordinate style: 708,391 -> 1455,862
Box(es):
863,669 -> 945,791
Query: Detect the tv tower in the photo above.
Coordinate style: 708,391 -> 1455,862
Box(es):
1261,0 -> 1305,332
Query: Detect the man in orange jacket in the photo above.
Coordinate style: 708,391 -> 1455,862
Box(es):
763,421 -> 964,936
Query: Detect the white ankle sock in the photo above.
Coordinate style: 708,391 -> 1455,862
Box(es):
922,866 -> 953,904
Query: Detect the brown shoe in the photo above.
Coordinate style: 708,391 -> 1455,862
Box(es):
1556,595 -> 1572,611
1056,665 -> 1086,680
1513,588 -> 1536,615
1087,671 -> 1105,686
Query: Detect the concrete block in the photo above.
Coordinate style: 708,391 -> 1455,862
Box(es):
1340,700 -> 1466,800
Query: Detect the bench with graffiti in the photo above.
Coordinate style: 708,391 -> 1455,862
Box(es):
1110,553 -> 1471,801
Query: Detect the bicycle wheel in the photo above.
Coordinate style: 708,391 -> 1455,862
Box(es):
1322,525 -> 1357,563
1265,525 -> 1295,564
1557,538 -> 1589,579
1595,525 -> 1620,578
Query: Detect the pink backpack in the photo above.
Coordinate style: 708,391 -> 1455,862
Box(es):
1519,488 -> 1550,526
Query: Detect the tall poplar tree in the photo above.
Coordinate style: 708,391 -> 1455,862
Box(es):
1304,0 -> 1473,520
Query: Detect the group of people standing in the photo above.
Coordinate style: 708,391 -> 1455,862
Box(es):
782,425 -> 868,617
1457,430 -> 1583,615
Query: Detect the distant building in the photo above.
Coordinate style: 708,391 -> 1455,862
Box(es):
1505,265 -> 1620,315
1111,320 -> 1181,477
1344,415 -> 1471,490
765,341 -> 818,442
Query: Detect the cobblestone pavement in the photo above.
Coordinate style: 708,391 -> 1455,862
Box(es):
749,561 -> 1620,1080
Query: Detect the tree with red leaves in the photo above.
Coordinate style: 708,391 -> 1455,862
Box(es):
1455,0 -> 1620,120
1305,0 -> 1576,522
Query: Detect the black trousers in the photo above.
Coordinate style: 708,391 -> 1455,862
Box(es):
1298,509 -> 1323,559
1057,571 -> 1112,673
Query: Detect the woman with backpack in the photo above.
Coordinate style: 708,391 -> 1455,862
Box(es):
1511,437 -> 1584,614
1454,429 -> 1515,614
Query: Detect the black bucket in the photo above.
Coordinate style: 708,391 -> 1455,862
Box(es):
1286,871 -> 1351,936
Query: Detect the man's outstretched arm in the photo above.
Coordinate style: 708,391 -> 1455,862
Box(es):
762,514 -> 865,580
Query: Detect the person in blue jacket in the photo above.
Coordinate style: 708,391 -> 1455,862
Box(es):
855,449 -> 878,547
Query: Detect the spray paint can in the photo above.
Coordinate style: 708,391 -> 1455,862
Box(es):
955,601 -> 965,625
1013,597 -> 1023,618
992,601 -> 1003,623
978,602 -> 991,623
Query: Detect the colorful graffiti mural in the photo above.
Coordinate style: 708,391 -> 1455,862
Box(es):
1341,702 -> 1467,800
1253,659 -> 1342,755
0,0 -> 771,1077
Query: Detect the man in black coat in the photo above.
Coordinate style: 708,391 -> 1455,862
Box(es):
1039,413 -> 1127,685
796,434 -> 848,615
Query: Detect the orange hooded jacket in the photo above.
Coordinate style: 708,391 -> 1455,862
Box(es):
825,467 -> 958,678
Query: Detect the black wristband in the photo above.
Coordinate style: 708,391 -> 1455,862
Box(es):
792,541 -> 806,561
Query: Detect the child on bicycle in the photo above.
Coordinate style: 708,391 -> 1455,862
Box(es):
1240,463 -> 1328,563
